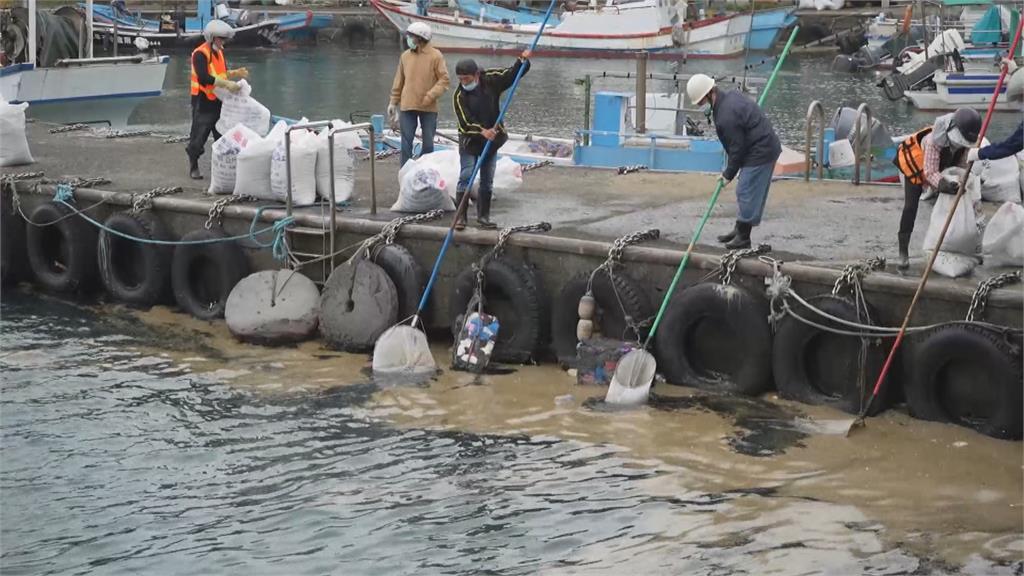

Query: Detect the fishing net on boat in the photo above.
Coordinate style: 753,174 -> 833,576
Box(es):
1,8 -> 88,67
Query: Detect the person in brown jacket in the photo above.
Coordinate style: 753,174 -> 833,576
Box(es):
388,22 -> 450,167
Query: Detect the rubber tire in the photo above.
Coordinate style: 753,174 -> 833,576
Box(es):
1,186 -> 25,287
319,258 -> 399,352
98,211 -> 173,307
772,294 -> 892,415
654,282 -> 773,396
372,243 -> 424,322
449,258 -> 544,364
905,324 -> 1022,440
550,269 -> 652,368
25,201 -> 99,293
171,227 -> 249,320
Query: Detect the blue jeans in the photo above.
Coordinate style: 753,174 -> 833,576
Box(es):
457,150 -> 497,218
399,110 -> 437,167
735,160 -> 775,226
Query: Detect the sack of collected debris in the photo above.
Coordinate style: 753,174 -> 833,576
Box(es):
407,149 -> 524,201
392,165 -> 455,213
235,120 -> 287,200
922,169 -> 982,277
982,202 -> 1024,268
270,126 -> 319,206
215,79 -> 271,137
972,151 -> 1022,204
209,124 -> 260,195
0,99 -> 34,167
315,120 -> 363,204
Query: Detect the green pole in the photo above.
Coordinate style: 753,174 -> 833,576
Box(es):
643,25 -> 799,347
583,74 -> 592,147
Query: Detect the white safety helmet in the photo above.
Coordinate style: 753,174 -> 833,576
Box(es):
1007,67 -> 1024,103
406,22 -> 432,42
686,73 -> 715,105
203,19 -> 235,43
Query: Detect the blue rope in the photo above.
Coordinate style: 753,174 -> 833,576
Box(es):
247,206 -> 296,261
56,200 -> 291,252
54,183 -> 74,203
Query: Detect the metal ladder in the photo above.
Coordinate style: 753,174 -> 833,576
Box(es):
282,120 -> 378,283
803,101 -> 873,185
804,100 -> 824,182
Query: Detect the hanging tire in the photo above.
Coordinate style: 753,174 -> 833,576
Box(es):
550,269 -> 652,368
319,258 -> 399,352
654,282 -> 773,395
25,201 -> 99,293
171,228 -> 249,320
371,243 -> 424,322
449,258 -> 545,364
773,294 -> 892,415
1,186 -> 25,287
905,324 -> 1022,440
98,211 -> 173,307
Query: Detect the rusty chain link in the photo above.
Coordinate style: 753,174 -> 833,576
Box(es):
832,256 -> 886,296
966,271 -> 1022,322
204,195 -> 258,229
129,186 -> 182,215
719,244 -> 772,286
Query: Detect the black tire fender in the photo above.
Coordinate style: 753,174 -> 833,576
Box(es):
653,282 -> 773,396
171,227 -> 249,320
25,201 -> 99,293
550,269 -> 652,368
98,211 -> 173,307
773,294 -> 892,415
449,258 -> 545,364
905,323 -> 1022,440
372,243 -> 425,322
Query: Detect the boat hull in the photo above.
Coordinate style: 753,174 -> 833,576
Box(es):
0,58 -> 169,129
906,71 -> 1014,111
747,7 -> 797,51
674,13 -> 751,58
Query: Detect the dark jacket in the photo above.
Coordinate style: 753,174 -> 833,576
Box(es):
712,88 -> 781,181
453,57 -> 530,157
979,122 -> 1023,161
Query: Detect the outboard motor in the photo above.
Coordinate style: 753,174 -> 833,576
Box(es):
829,106 -> 893,151
831,54 -> 860,74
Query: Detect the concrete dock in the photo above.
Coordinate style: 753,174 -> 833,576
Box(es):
3,120 -> 1022,330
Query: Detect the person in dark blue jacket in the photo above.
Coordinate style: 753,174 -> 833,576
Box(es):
686,74 -> 781,249
452,51 -> 531,230
968,66 -> 1023,163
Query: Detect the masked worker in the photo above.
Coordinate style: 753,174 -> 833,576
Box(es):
452,51 -> 531,230
187,20 -> 249,180
388,23 -> 449,167
969,64 -> 1023,163
892,107 -> 982,270
685,74 -> 781,250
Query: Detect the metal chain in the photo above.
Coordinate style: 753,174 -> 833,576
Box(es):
481,221 -> 552,267
966,271 -> 1023,322
604,228 -> 660,266
383,209 -> 445,244
521,160 -> 554,173
129,186 -> 182,215
719,243 -> 772,286
372,149 -> 400,161
1,171 -> 44,183
204,195 -> 257,229
100,128 -> 152,139
163,134 -> 190,144
48,123 -> 90,134
43,176 -> 110,188
617,165 -> 647,175
832,256 -> 886,296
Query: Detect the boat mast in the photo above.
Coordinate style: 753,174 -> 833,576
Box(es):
86,0 -> 94,58
27,0 -> 36,65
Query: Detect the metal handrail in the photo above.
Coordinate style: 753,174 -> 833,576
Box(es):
574,128 -> 715,142
804,100 -> 824,182
852,102 -> 872,185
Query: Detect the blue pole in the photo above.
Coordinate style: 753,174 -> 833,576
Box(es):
414,0 -> 558,320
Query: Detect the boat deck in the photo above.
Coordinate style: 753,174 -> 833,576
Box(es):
5,120 -> 1022,327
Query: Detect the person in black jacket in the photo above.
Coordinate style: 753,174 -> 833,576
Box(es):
452,51 -> 530,230
686,73 -> 781,249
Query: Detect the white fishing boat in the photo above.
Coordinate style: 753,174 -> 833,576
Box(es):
0,0 -> 169,128
673,12 -> 751,58
371,0 -> 678,57
905,69 -> 1012,111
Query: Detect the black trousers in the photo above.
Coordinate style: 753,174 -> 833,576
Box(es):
899,178 -> 924,237
186,104 -> 221,162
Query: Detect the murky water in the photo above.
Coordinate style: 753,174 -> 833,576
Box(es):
2,289 -> 1021,575
127,44 -> 1017,143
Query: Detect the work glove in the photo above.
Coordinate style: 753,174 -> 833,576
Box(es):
967,147 -> 980,163
717,173 -> 732,188
227,67 -> 249,80
937,178 -> 961,195
214,77 -> 241,94
386,103 -> 399,128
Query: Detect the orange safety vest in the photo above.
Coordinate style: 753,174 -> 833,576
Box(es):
894,126 -> 932,185
190,42 -> 227,101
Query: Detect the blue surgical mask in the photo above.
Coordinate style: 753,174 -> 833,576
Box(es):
461,81 -> 478,91
406,36 -> 418,50
703,103 -> 713,122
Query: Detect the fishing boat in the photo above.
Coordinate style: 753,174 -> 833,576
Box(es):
905,69 -> 1012,110
0,1 -> 169,128
746,6 -> 797,51
371,0 -> 677,56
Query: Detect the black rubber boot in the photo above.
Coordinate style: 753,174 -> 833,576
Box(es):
724,221 -> 752,250
897,233 -> 911,271
188,157 -> 202,180
717,221 -> 739,244
454,191 -> 467,230
476,192 -> 496,230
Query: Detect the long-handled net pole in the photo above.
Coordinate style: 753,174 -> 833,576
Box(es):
854,20 -> 1023,425
410,0 -> 557,327
642,26 -> 799,348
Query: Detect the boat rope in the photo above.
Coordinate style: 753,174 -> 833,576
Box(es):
247,206 -> 297,262
129,186 -> 183,215
719,244 -> 771,286
966,271 -> 1022,322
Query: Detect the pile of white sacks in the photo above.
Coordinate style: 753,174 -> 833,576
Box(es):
207,80 -> 362,206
